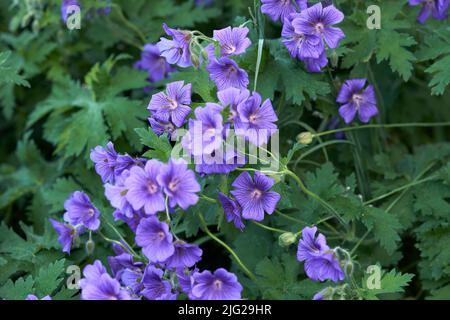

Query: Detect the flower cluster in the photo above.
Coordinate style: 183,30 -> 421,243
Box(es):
408,0 -> 449,24
219,171 -> 281,227
262,1 -> 345,73
297,226 -> 345,282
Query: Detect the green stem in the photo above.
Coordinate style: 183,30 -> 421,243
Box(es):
198,213 -> 256,281
251,221 -> 287,234
112,4 -> 146,45
103,218 -> 139,257
315,122 -> 450,138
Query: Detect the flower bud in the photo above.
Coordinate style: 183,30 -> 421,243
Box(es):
85,239 -> 95,255
191,54 -> 200,69
296,132 -> 313,145
330,50 -> 339,68
278,232 -> 297,247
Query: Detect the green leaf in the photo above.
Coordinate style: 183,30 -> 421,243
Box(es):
34,259 -> 66,297
0,276 -> 34,300
361,268 -> 414,300
135,127 -> 172,162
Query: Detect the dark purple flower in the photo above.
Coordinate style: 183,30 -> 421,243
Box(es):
81,273 -> 132,300
63,191 -> 100,231
409,0 -> 449,23
313,291 -> 325,300
282,13 -> 324,60
218,193 -> 245,231
191,268 -> 243,300
206,57 -> 249,90
134,44 -> 174,82
230,171 -> 280,221
261,0 -> 307,22
304,50 -> 328,73
157,158 -> 201,210
148,81 -> 192,127
50,219 -> 79,254
163,241 -> 203,269
113,209 -> 145,233
114,154 -> 145,178
297,226 -> 345,282
336,79 -> 378,124
176,268 -> 198,300
61,0 -> 80,23
157,24 -> 192,68
90,142 -> 118,184
149,117 -> 177,139
26,294 -> 52,300
195,148 -> 245,175
213,26 -> 251,57
108,253 -> 144,282
237,92 -> 278,146
292,3 -> 345,49
141,266 -> 177,300
135,216 -> 175,263
124,160 -> 166,215
105,170 -> 134,218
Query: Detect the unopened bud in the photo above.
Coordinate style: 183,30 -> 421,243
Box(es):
296,132 -> 313,145
191,54 -> 200,68
278,232 -> 297,247
85,239 -> 95,255
331,50 -> 339,68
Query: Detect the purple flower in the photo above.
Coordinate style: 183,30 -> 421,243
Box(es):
206,57 -> 249,91
105,170 -> 134,218
163,241 -> 203,269
195,0 -> 213,5
63,191 -> 100,231
124,160 -> 166,215
237,92 -> 278,146
135,216 -> 175,263
61,0 -> 80,23
304,50 -> 328,73
50,219 -> 79,254
336,79 -> 378,124
218,193 -> 245,231
183,103 -> 224,156
213,26 -> 251,56
157,24 -> 192,68
409,0 -> 449,23
195,148 -> 245,175
141,266 -> 177,300
26,294 -> 52,300
134,44 -> 174,83
157,158 -> 201,210
149,117 -> 177,139
148,81 -> 192,127
90,142 -> 118,184
313,291 -> 325,300
113,209 -> 145,233
297,226 -> 345,282
108,253 -> 144,283
80,268 -> 132,300
115,154 -> 145,178
282,13 -> 325,60
230,171 -> 280,221
176,268 -> 198,300
261,0 -> 307,22
292,3 -> 345,49
191,268 -> 243,300
217,87 -> 250,129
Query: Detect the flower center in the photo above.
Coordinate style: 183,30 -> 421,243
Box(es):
167,98 -> 178,110
87,208 -> 95,216
157,231 -> 166,240
147,182 -> 158,194
213,279 -> 223,290
251,189 -> 262,200
352,94 -> 363,107
168,179 -> 180,192
249,113 -> 258,124
315,22 -> 325,34
223,44 -> 236,54
228,65 -> 237,74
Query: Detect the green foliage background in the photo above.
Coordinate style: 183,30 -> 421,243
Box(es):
0,0 -> 449,300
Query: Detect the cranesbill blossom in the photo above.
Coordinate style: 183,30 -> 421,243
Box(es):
218,193 -> 245,231
282,13 -> 324,60
292,3 -> 345,49
149,117 -> 177,139
304,50 -> 328,73
213,26 -> 251,57
90,142 -> 118,183
113,209 -> 145,233
135,216 -> 175,263
148,81 -> 192,127
157,158 -> 201,210
195,148 -> 245,175
191,268 -> 243,300
230,171 -> 280,221
176,268 -> 198,300
105,170 -> 134,218
408,0 -> 449,23
63,191 -> 100,231
50,219 -> 79,254
206,57 -> 249,90
134,44 -> 174,82
217,87 -> 250,129
61,0 -> 79,23
336,79 -> 378,124
297,226 -> 345,282
261,0 -> 307,22
124,160 -> 166,215
157,23 -> 192,68
163,241 -> 203,269
237,92 -> 278,146
80,271 -> 131,300
141,265 -> 176,300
